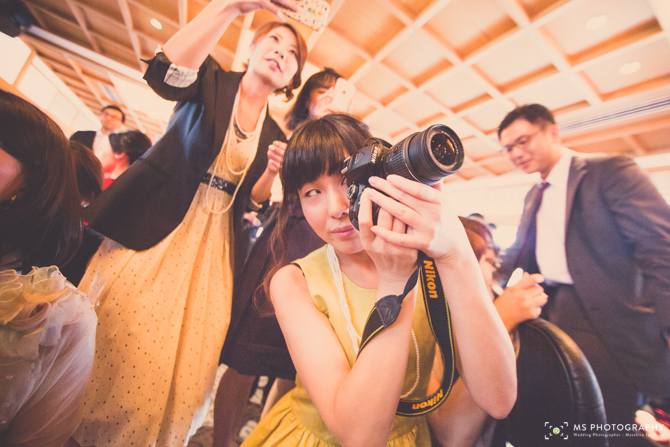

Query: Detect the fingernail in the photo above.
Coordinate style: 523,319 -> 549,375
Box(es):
276,10 -> 287,22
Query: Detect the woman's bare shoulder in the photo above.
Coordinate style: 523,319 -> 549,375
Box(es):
270,263 -> 310,305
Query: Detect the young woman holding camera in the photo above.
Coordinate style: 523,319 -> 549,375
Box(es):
214,67 -> 346,447
241,113 -> 516,446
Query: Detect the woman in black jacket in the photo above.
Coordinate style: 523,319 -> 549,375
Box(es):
73,1 -> 307,446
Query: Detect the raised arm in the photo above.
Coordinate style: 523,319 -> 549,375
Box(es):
363,175 -> 517,421
162,0 -> 296,70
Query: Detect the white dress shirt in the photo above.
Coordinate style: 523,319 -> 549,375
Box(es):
92,129 -> 113,161
536,150 -> 574,285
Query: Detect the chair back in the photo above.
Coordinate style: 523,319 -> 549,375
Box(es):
500,318 -> 608,446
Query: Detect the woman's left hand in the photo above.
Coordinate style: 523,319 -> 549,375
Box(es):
362,175 -> 469,263
358,184 -> 417,285
266,140 -> 286,175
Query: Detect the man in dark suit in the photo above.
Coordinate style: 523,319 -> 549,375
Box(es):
69,104 -> 125,159
499,104 -> 670,446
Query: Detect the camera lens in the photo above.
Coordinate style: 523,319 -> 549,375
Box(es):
431,133 -> 457,167
384,124 -> 463,185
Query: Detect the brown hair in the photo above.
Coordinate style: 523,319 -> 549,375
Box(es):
0,90 -> 82,270
285,68 -> 342,131
70,140 -> 103,205
459,216 -> 493,261
250,22 -> 308,101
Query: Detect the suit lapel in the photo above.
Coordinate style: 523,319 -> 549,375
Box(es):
566,156 -> 586,231
213,70 -> 244,159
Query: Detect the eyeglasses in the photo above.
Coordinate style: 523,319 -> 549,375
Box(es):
500,130 -> 542,154
100,111 -> 123,121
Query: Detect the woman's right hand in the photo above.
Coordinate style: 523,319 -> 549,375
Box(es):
220,0 -> 298,17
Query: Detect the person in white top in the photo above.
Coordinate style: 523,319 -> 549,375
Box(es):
498,103 -> 670,446
69,105 -> 126,163
0,90 -> 96,447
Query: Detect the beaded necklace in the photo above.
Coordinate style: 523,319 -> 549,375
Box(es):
326,244 -> 420,397
205,89 -> 265,214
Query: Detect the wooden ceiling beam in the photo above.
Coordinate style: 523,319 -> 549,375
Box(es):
372,0 -> 412,26
492,0 -> 601,107
86,29 -> 136,58
67,57 -> 106,108
648,0 -> 670,44
116,0 -> 145,71
23,27 -> 146,82
22,1 -> 81,33
63,0 -> 101,53
43,58 -> 78,75
21,1 -> 46,29
70,0 -> 123,27
346,0 -> 504,149
570,26 -> 665,71
530,26 -> 601,106
126,0 -> 180,29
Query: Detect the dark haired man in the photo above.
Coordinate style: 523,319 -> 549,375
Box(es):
499,103 -> 670,446
70,104 -> 125,161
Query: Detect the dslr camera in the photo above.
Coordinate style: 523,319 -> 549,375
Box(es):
341,124 -> 464,229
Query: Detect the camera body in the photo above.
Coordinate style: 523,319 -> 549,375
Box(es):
341,124 -> 464,229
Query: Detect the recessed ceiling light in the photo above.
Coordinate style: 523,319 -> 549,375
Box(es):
585,14 -> 608,31
619,62 -> 641,75
150,18 -> 163,30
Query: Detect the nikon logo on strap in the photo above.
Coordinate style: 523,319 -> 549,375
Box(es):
358,253 -> 457,417
412,389 -> 443,410
423,259 -> 439,299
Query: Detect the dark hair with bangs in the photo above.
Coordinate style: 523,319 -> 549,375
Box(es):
0,90 -> 82,271
285,68 -> 342,131
109,129 -> 152,164
263,114 -> 370,297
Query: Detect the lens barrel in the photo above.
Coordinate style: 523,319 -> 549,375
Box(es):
384,124 -> 463,185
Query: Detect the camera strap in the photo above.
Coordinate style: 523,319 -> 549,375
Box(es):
357,253 -> 456,416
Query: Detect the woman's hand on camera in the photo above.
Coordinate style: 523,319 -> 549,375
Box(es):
363,175 -> 470,264
358,183 -> 418,286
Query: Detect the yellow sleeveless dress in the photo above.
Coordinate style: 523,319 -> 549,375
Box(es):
241,245 -> 437,447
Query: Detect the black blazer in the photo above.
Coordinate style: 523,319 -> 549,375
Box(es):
502,155 -> 670,397
84,53 -> 285,275
69,130 -> 96,149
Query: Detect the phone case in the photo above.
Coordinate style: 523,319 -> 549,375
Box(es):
283,0 -> 330,33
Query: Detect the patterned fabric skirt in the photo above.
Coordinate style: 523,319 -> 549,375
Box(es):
73,183 -> 234,447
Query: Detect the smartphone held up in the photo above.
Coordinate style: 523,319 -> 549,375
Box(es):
277,0 -> 330,33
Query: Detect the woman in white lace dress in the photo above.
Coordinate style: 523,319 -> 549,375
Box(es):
0,90 -> 97,447
72,1 -> 307,446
